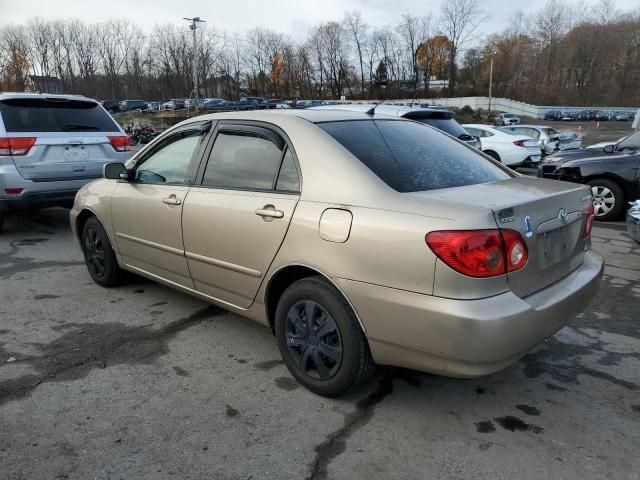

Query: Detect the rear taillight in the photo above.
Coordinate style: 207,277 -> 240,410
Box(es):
426,229 -> 529,278
108,135 -> 131,152
513,140 -> 526,147
583,202 -> 595,239
4,188 -> 24,196
0,137 -> 36,156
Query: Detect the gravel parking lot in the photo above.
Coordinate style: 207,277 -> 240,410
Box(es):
1,208 -> 639,480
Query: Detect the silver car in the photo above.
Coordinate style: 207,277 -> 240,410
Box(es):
0,93 -> 131,232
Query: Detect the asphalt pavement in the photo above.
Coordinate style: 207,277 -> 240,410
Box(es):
0,208 -> 639,480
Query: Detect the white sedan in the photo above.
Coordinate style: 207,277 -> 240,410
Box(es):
463,124 -> 541,167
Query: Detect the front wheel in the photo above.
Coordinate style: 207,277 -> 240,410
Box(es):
588,179 -> 624,221
81,217 -> 125,287
275,277 -> 374,397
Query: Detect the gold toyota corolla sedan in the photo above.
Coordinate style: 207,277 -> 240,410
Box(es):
70,109 -> 603,396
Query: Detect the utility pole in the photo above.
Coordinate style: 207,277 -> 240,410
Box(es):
488,49 -> 497,112
183,16 -> 206,111
488,55 -> 494,112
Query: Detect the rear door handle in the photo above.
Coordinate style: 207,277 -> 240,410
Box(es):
162,195 -> 182,205
255,207 -> 284,219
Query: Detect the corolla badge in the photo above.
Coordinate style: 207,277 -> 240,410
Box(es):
558,208 -> 568,224
524,215 -> 533,238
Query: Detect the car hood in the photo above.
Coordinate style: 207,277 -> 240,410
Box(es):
561,152 -> 640,169
544,148 -> 610,164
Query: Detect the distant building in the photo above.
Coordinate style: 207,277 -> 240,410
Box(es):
27,75 -> 65,94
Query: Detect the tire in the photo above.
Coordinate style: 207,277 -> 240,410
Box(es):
588,178 -> 625,221
0,212 -> 4,233
485,150 -> 501,162
274,276 -> 375,397
81,216 -> 125,287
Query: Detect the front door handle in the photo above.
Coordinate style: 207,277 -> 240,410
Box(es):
255,205 -> 284,219
162,195 -> 182,205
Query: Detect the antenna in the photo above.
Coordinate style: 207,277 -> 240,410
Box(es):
365,98 -> 386,116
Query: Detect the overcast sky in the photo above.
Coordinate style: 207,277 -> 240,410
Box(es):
3,0 -> 640,41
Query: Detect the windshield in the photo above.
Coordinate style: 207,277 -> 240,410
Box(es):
504,114 -> 516,118
411,117 -> 472,140
0,98 -> 119,133
318,119 -> 511,192
617,130 -> 640,150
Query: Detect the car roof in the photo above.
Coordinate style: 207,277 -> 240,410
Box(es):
463,123 -> 495,129
0,92 -> 95,102
187,109 -> 404,124
500,124 -> 550,129
311,103 -> 451,118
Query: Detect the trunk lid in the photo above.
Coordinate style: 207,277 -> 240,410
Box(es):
411,177 -> 592,297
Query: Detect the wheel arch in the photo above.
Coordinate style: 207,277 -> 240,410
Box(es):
263,264 -> 365,335
75,208 -> 98,242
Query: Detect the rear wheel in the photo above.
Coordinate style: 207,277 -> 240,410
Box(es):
588,178 -> 624,221
81,216 -> 125,287
275,276 -> 374,397
0,213 -> 4,233
485,150 -> 501,162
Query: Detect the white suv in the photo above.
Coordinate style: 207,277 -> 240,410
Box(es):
0,93 -> 131,232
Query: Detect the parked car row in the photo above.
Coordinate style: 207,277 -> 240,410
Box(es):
544,109 -> 636,122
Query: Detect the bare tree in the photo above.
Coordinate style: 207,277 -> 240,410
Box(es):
344,11 -> 368,98
439,0 -> 486,95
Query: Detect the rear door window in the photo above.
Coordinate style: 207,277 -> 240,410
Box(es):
318,120 -> 511,192
202,130 -> 284,190
0,98 -> 119,132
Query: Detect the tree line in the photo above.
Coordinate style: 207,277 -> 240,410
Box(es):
1,0 -> 639,106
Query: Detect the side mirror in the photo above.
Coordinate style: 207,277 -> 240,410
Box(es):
103,162 -> 129,180
603,144 -> 615,154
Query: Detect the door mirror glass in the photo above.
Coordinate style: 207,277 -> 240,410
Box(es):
103,162 -> 127,180
603,144 -> 615,154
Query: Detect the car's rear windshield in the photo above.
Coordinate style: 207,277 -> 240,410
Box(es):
411,117 -> 470,139
318,119 -> 511,192
497,127 -> 522,135
0,98 -> 119,133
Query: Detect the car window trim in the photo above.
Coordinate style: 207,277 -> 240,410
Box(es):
132,121 -> 213,186
194,120 -> 301,194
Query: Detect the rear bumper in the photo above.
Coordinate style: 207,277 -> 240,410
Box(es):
0,189 -> 79,212
0,163 -> 99,213
335,250 -> 604,377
